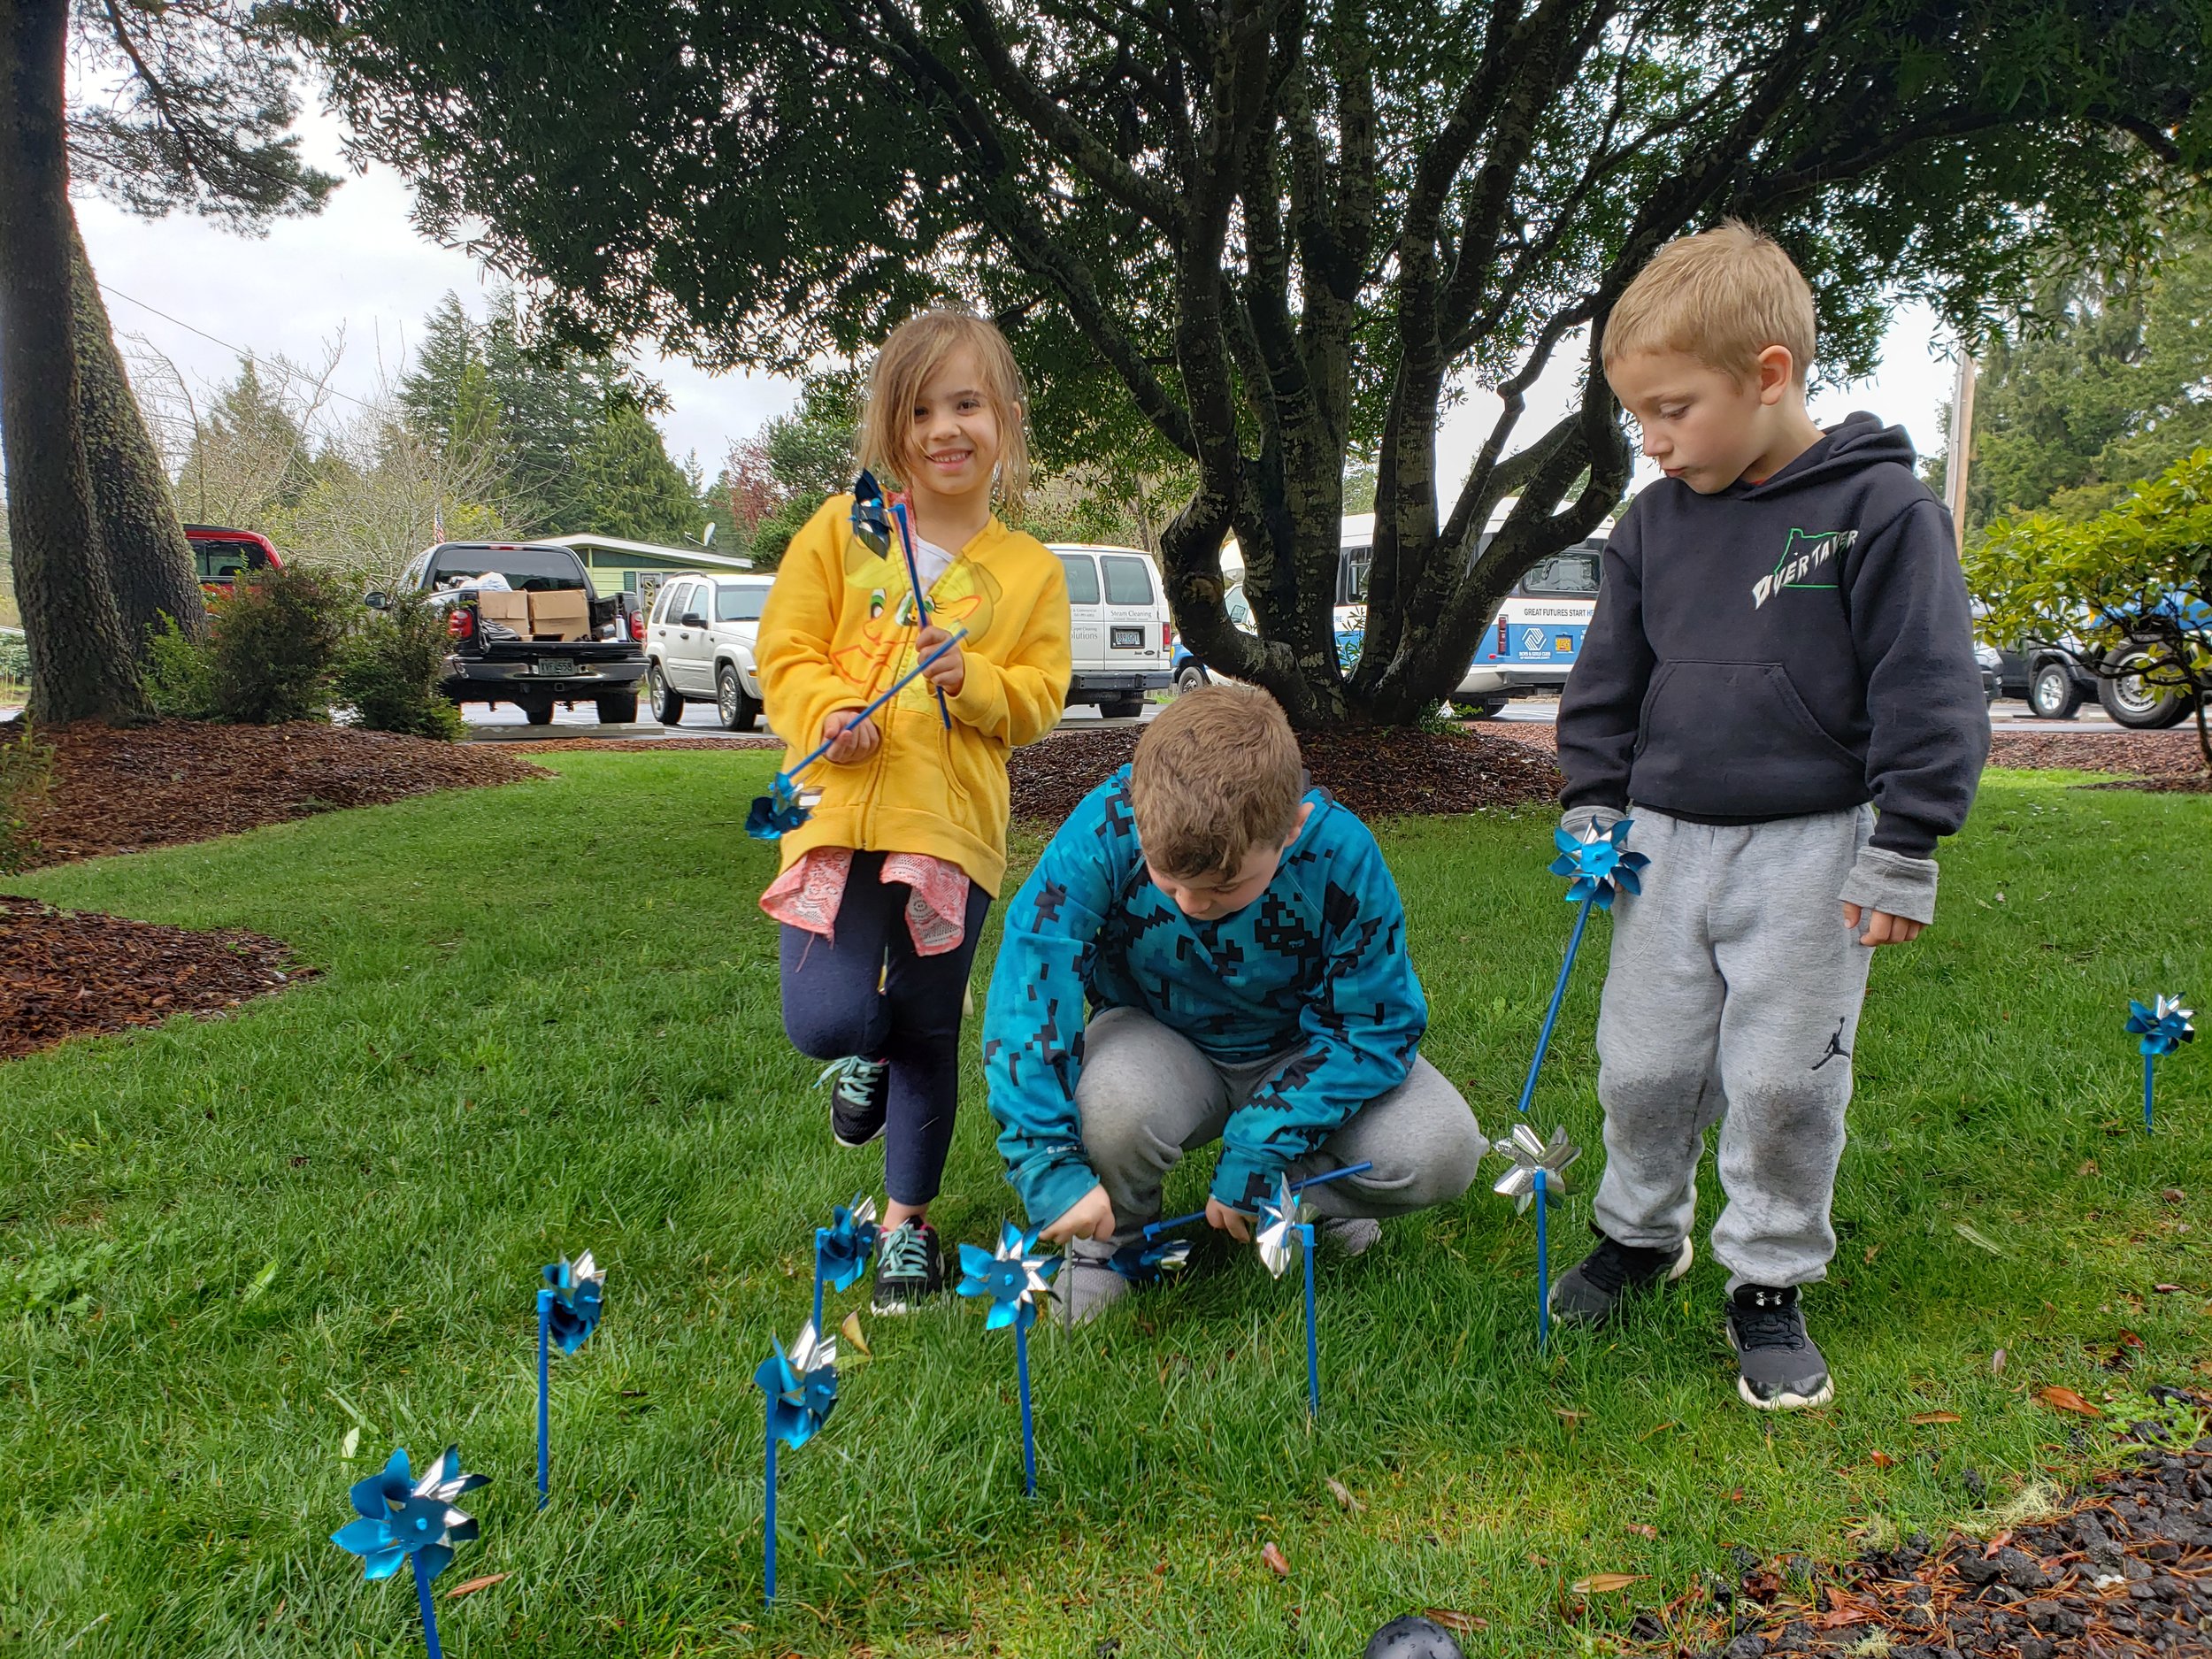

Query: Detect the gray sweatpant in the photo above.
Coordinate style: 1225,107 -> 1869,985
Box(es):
1591,806 -> 1877,1291
1072,1006 -> 1486,1249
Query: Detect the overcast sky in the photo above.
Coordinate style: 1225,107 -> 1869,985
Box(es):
73,103 -> 1964,504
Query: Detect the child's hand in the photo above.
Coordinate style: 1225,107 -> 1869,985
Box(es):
917,625 -> 966,696
1842,902 -> 1924,947
1204,1195 -> 1253,1243
1040,1184 -> 1116,1245
821,708 -> 881,764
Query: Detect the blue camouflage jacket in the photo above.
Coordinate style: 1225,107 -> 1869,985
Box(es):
982,766 -> 1428,1227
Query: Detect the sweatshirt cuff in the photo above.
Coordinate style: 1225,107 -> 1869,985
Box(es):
1560,804 -> 1626,841
1010,1147 -> 1099,1233
1210,1147 -> 1284,1212
1839,846 -> 1939,926
944,653 -> 1005,730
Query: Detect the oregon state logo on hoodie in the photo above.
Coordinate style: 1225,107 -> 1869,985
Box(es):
1751,526 -> 1858,609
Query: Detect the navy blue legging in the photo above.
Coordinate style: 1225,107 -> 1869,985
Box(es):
780,850 -> 992,1207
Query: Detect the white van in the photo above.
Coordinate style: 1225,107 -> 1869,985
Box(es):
1050,544 -> 1173,718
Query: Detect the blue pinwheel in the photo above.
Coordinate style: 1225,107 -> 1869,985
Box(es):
744,626 -> 968,840
1517,818 -> 1648,1117
1251,1175 -> 1329,1417
959,1222 -> 1061,1494
1489,1122 -> 1583,1350
330,1445 -> 488,1659
535,1251 -> 605,1509
2125,994 -> 2195,1132
753,1319 -> 839,1602
812,1194 -> 879,1329
1104,1237 -> 1191,1284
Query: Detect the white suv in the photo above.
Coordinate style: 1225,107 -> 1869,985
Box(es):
646,573 -> 774,729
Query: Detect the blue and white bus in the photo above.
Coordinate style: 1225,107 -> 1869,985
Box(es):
1178,509 -> 1608,714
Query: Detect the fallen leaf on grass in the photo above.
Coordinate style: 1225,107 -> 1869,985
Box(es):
2161,1188 -> 2185,1203
1993,1348 -> 2008,1374
1910,1411 -> 1963,1425
1625,1523 -> 1659,1540
1325,1477 -> 1362,1512
2152,1283 -> 2184,1294
1635,1420 -> 1678,1442
1424,1609 -> 1487,1635
1261,1542 -> 1290,1578
840,1310 -> 870,1357
444,1573 -> 508,1600
1867,1451 -> 1895,1468
1954,1221 -> 2006,1256
2117,1328 -> 2146,1348
2037,1386 -> 2102,1417
1816,1603 -> 1878,1631
1571,1573 -> 1643,1594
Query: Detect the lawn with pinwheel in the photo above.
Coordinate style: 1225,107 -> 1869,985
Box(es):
0,752 -> 2203,1658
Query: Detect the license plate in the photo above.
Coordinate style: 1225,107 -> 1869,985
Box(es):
1110,626 -> 1144,649
534,657 -> 578,678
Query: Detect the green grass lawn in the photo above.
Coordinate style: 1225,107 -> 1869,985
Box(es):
1,753 -> 2206,1658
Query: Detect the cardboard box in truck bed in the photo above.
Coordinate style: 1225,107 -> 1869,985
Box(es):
475,590 -> 533,636
525,591 -> 590,641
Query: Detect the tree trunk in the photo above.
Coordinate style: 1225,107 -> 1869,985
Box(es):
70,210 -> 206,652
0,0 -> 144,725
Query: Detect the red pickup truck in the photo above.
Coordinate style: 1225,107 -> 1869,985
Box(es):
184,524 -> 285,593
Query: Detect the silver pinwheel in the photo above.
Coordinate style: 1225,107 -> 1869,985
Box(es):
1489,1123 -> 1581,1351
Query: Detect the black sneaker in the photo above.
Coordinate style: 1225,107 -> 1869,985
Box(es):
818,1056 -> 889,1148
1726,1284 -> 1833,1410
872,1219 -> 944,1314
1548,1229 -> 1694,1325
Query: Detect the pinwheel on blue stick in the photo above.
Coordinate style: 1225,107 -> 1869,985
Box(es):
744,626 -> 970,839
1489,1123 -> 1583,1350
1252,1173 -> 1329,1417
2125,994 -> 2195,1133
851,470 -> 953,729
534,1251 -> 605,1509
1104,1237 -> 1191,1284
1143,1161 -> 1372,1240
1517,819 -> 1648,1117
753,1319 -> 838,1601
813,1194 -> 880,1331
330,1445 -> 488,1659
958,1221 -> 1060,1495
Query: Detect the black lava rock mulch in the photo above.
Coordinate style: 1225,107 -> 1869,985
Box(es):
1664,1393 -> 2212,1659
1009,726 -> 1563,826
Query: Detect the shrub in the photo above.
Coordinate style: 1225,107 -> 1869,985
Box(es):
207,566 -> 350,725
142,614 -> 220,719
0,628 -> 29,692
0,720 -> 55,873
336,589 -> 465,741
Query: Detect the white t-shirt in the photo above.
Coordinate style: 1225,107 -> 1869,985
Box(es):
910,534 -> 956,594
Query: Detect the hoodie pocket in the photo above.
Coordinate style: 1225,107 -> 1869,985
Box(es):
1630,660 -> 1868,818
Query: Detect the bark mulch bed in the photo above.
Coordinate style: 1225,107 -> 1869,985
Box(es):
1008,726 -> 1563,824
1646,1391 -> 2212,1659
503,734 -> 781,754
0,895 -> 306,1059
10,719 -> 549,871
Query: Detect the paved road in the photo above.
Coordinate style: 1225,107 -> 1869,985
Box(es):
1471,695 -> 2128,733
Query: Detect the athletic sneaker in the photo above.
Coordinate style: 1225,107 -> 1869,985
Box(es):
1056,1242 -> 1132,1328
818,1056 -> 889,1148
872,1218 -> 944,1314
1726,1283 -> 1834,1410
1548,1229 -> 1694,1325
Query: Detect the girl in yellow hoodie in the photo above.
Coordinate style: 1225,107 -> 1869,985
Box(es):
757,311 -> 1071,1313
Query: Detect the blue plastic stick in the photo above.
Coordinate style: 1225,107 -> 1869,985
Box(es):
1533,1168 -> 1551,1351
1517,896 -> 1595,1115
413,1553 -> 443,1659
888,501 -> 954,730
811,1228 -> 829,1334
2145,1053 -> 2156,1133
1143,1161 -> 1375,1241
1017,1322 -> 1037,1496
535,1289 -> 552,1509
764,1422 -> 778,1601
1301,1222 -> 1319,1417
777,628 -> 968,780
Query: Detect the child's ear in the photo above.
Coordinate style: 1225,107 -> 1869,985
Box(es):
1755,345 -> 1798,405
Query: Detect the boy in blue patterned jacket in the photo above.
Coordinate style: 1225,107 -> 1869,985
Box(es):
982,687 -> 1486,1325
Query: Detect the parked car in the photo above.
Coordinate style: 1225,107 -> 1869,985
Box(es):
644,572 -> 773,730
1052,544 -> 1172,717
371,541 -> 648,725
184,524 -> 284,593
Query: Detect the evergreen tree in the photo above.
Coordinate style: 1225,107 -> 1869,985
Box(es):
563,401 -> 702,541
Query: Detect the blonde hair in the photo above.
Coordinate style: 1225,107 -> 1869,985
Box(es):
1129,687 -> 1304,879
1603,220 -> 1816,384
856,309 -> 1033,521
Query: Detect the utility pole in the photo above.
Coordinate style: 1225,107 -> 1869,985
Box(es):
1944,344 -> 1978,551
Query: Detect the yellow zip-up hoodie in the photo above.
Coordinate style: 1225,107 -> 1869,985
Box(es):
757,495 -> 1071,897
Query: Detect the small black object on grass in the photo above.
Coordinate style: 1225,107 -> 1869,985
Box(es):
1364,1616 -> 1464,1659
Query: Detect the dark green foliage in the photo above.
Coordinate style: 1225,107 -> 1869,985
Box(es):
205,566 -> 349,725
0,719 -> 54,874
566,402 -> 703,541
334,592 -> 465,741
141,614 -> 220,720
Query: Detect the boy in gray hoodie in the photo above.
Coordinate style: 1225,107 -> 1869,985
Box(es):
1554,222 -> 1989,1410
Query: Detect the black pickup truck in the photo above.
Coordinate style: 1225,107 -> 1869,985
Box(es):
368,541 -> 647,725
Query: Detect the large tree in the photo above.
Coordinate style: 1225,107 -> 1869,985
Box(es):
301,0 -> 2212,725
0,0 -> 332,724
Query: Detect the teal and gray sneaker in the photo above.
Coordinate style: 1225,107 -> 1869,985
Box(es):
872,1218 -> 944,1315
818,1056 -> 889,1148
